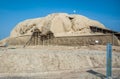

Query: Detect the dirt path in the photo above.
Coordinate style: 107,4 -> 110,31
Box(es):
0,68 -> 120,79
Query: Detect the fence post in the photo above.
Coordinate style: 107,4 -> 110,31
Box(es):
106,43 -> 112,79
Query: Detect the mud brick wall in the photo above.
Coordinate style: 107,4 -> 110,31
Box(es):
42,34 -> 119,46
7,34 -> 120,46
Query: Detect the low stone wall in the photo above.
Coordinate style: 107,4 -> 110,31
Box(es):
3,34 -> 119,46
0,35 -> 31,46
42,34 -> 119,46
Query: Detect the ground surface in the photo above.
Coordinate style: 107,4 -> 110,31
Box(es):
0,68 -> 120,79
0,45 -> 120,79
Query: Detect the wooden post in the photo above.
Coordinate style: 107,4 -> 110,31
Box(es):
96,27 -> 97,32
37,32 -> 38,45
48,34 -> 50,46
33,33 -> 35,45
35,32 -> 36,45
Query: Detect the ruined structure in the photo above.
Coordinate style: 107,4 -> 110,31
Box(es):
0,13 -> 120,46
23,26 -> 120,47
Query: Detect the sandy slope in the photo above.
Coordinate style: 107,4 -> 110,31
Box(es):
0,45 -> 120,79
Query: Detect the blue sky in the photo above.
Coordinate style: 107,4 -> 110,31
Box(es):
0,0 -> 120,40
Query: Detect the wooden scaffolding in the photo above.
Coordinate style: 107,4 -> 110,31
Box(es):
23,28 -> 54,47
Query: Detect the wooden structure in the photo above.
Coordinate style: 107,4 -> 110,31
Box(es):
90,26 -> 120,40
90,26 -> 118,34
23,29 -> 54,47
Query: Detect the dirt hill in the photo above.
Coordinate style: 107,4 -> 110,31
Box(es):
10,13 -> 105,37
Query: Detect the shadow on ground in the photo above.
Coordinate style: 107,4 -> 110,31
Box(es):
87,70 -> 106,79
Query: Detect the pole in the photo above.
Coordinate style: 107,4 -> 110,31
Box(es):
106,43 -> 112,79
